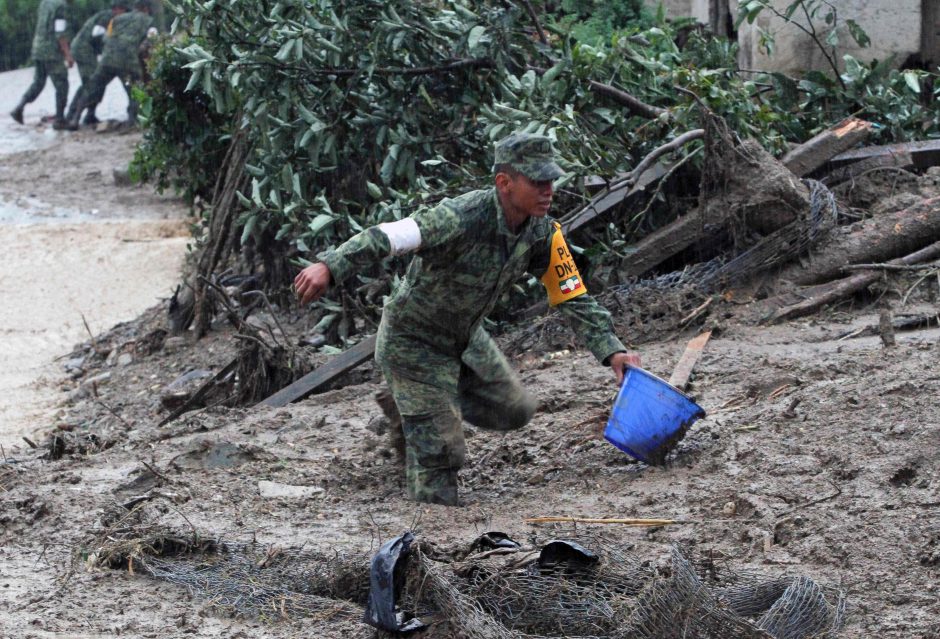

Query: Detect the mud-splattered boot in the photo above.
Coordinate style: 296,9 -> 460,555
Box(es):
375,388 -> 406,461
9,103 -> 24,124
82,109 -> 100,126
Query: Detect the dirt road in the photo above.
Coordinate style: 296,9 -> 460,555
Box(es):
0,67 -> 189,451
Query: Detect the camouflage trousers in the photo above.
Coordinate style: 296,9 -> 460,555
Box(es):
70,63 -> 139,124
19,59 -> 69,118
375,319 -> 537,507
65,56 -> 103,122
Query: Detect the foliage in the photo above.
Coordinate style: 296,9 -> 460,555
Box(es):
547,0 -> 648,45
129,37 -> 231,204
134,0 -> 940,341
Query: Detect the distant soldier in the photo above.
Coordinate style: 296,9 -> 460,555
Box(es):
9,0 -> 75,129
65,0 -> 131,126
65,0 -> 157,130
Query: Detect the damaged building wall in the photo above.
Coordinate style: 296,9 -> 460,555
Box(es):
644,0 -> 932,72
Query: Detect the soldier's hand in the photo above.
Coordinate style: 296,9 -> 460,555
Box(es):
65,54 -> 75,68
294,262 -> 333,305
609,351 -> 641,385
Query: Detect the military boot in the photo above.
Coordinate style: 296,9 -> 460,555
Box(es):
9,104 -> 24,124
82,110 -> 100,126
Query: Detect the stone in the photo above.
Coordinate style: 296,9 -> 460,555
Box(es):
258,481 -> 324,499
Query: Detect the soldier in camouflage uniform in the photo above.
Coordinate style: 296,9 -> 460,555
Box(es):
65,0 -> 156,129
295,133 -> 641,506
9,0 -> 75,128
65,0 -> 131,126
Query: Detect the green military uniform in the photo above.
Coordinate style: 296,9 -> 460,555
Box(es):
10,0 -> 73,124
65,7 -> 121,124
67,4 -> 155,127
318,134 -> 626,505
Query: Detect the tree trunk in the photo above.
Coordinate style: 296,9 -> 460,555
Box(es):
623,139 -> 809,279
775,196 -> 940,287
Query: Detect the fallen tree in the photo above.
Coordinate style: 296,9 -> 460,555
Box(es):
773,196 -> 940,286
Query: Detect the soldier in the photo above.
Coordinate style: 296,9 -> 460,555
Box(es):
64,0 -> 131,126
294,133 -> 642,506
65,0 -> 157,130
9,0 -> 75,129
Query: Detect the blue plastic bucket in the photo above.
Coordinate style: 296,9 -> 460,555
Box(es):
604,366 -> 706,465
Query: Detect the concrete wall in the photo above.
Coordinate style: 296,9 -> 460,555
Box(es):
644,0 -> 928,74
735,0 -> 922,75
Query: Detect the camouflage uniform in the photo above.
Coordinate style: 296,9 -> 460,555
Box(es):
11,0 -> 73,124
65,6 -> 122,124
318,134 -> 626,505
67,6 -> 155,127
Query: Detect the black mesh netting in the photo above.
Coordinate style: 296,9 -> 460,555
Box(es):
102,525 -> 845,638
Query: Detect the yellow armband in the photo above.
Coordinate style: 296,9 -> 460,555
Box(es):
540,222 -> 588,306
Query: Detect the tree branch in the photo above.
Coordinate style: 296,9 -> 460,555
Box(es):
517,0 -> 548,45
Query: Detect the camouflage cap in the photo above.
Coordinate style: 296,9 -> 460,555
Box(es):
493,132 -> 564,181
111,0 -> 132,9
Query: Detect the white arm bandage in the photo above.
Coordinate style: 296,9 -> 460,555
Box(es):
378,218 -> 422,256
147,27 -> 158,38
54,19 -> 67,33
92,25 -> 106,37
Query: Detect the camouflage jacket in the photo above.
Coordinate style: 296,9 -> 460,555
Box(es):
99,10 -> 154,73
71,9 -> 113,65
319,187 -> 626,364
31,0 -> 72,62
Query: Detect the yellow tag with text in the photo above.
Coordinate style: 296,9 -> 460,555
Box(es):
107,19 -> 114,36
540,223 -> 588,306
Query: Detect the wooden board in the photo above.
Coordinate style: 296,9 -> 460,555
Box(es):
780,117 -> 872,177
258,334 -> 377,407
667,330 -> 712,390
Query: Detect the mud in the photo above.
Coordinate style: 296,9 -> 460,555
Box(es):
1,69 -> 938,638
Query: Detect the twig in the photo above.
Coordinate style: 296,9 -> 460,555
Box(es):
524,516 -> 682,526
96,399 -> 131,429
843,263 -> 939,272
22,436 -> 37,449
239,290 -> 288,344
517,0 -> 548,44
157,358 -> 238,427
775,482 -> 842,520
139,459 -> 171,484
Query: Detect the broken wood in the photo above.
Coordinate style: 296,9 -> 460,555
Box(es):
668,330 -> 712,390
523,516 -> 681,526
879,308 -> 896,347
622,139 -> 809,279
157,358 -> 238,427
780,117 -> 873,177
258,335 -> 377,407
828,138 -> 940,171
776,196 -> 940,286
762,239 -> 940,324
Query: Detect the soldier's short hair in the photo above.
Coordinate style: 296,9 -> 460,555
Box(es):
111,0 -> 131,9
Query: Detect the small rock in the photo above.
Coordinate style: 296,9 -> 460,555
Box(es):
63,356 -> 86,373
117,353 -> 133,366
163,336 -> 187,352
258,481 -> 324,499
105,349 -> 119,366
722,501 -> 737,516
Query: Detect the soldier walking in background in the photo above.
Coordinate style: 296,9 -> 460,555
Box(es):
65,0 -> 131,127
294,133 -> 641,506
65,0 -> 157,130
9,0 -> 75,129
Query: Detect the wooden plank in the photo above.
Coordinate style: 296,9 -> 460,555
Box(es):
258,334 -> 377,407
781,117 -> 873,177
667,330 -> 712,390
828,139 -> 940,170
560,161 -> 669,234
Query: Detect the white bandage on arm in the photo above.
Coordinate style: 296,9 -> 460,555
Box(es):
54,19 -> 67,33
147,27 -> 158,37
377,218 -> 422,256
92,25 -> 106,37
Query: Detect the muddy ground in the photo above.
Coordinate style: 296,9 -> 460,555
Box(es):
1,78 -> 939,638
